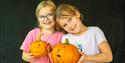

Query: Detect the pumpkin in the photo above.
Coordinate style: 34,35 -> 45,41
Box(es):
30,34 -> 48,58
51,39 -> 80,63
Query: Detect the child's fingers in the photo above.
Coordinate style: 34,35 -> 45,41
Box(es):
77,55 -> 85,63
29,58 -> 37,62
29,54 -> 37,62
30,54 -> 35,59
79,51 -> 84,56
47,44 -> 53,52
48,52 -> 53,63
77,52 -> 86,63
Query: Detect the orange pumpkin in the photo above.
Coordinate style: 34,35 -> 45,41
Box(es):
51,39 -> 80,63
30,34 -> 48,58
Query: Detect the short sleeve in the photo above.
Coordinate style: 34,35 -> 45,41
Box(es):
20,28 -> 40,52
20,31 -> 33,52
94,27 -> 107,46
61,35 -> 67,43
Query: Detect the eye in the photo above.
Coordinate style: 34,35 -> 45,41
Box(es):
63,24 -> 67,27
67,17 -> 72,22
39,16 -> 44,18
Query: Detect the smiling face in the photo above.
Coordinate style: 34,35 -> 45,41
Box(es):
58,15 -> 82,34
35,0 -> 56,30
56,4 -> 85,34
37,6 -> 55,30
56,4 -> 87,34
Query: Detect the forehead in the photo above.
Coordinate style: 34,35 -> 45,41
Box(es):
58,16 -> 71,25
59,15 -> 72,20
38,6 -> 54,15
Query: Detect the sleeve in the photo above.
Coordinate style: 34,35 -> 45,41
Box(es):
20,30 -> 35,52
95,27 -> 107,46
61,35 -> 68,43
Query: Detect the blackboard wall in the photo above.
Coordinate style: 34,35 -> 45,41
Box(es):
0,0 -> 124,63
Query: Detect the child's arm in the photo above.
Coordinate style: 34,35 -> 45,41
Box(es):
47,44 -> 53,63
77,52 -> 86,63
22,51 -> 36,62
48,52 -> 53,63
78,41 -> 113,63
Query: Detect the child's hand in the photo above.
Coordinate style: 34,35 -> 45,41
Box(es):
47,44 -> 53,63
29,54 -> 37,62
22,52 -> 37,62
77,52 -> 86,63
47,44 -> 53,53
48,52 -> 53,63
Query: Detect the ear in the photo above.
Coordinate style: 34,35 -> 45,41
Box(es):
75,10 -> 80,18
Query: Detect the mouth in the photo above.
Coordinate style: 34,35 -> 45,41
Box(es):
43,21 -> 52,25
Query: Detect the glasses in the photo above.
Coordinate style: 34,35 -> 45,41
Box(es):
38,13 -> 54,21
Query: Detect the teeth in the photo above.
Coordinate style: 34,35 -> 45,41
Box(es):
44,21 -> 51,24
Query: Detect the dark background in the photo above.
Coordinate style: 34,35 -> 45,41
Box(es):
0,0 -> 124,63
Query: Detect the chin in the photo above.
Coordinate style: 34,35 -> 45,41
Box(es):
46,26 -> 55,29
69,31 -> 77,34
45,27 -> 53,29
72,30 -> 80,34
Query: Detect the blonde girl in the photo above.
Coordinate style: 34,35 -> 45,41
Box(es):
56,4 -> 113,63
20,0 -> 63,63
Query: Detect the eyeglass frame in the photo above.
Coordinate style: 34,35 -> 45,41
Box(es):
38,13 -> 55,21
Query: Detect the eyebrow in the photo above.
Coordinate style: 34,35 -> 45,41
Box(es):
39,12 -> 54,16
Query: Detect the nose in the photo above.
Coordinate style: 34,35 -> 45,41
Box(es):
67,23 -> 72,28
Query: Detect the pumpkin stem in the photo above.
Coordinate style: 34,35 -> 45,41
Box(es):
37,34 -> 42,41
64,39 -> 70,45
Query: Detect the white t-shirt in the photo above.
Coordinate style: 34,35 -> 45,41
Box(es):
61,26 -> 107,63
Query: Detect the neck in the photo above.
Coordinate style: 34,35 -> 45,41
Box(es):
41,28 -> 55,35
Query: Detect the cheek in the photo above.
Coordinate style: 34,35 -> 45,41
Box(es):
72,19 -> 78,24
38,18 -> 42,21
38,21 -> 43,27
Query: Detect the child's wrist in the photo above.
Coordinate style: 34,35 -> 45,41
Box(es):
83,54 -> 91,62
81,53 -> 86,61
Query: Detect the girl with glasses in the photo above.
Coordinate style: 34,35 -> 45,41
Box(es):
20,0 -> 63,63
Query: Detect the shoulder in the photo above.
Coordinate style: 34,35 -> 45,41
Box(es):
55,31 -> 64,35
61,34 -> 70,40
28,27 -> 40,33
54,31 -> 64,39
88,26 -> 101,30
87,26 -> 103,32
27,27 -> 41,35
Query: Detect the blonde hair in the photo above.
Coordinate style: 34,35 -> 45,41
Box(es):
56,4 -> 78,18
35,0 -> 56,17
56,4 -> 84,20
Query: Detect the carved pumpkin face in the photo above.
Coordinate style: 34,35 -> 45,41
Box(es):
30,40 -> 48,58
51,39 -> 80,63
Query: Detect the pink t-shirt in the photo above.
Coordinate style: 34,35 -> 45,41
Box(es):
20,28 -> 63,63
